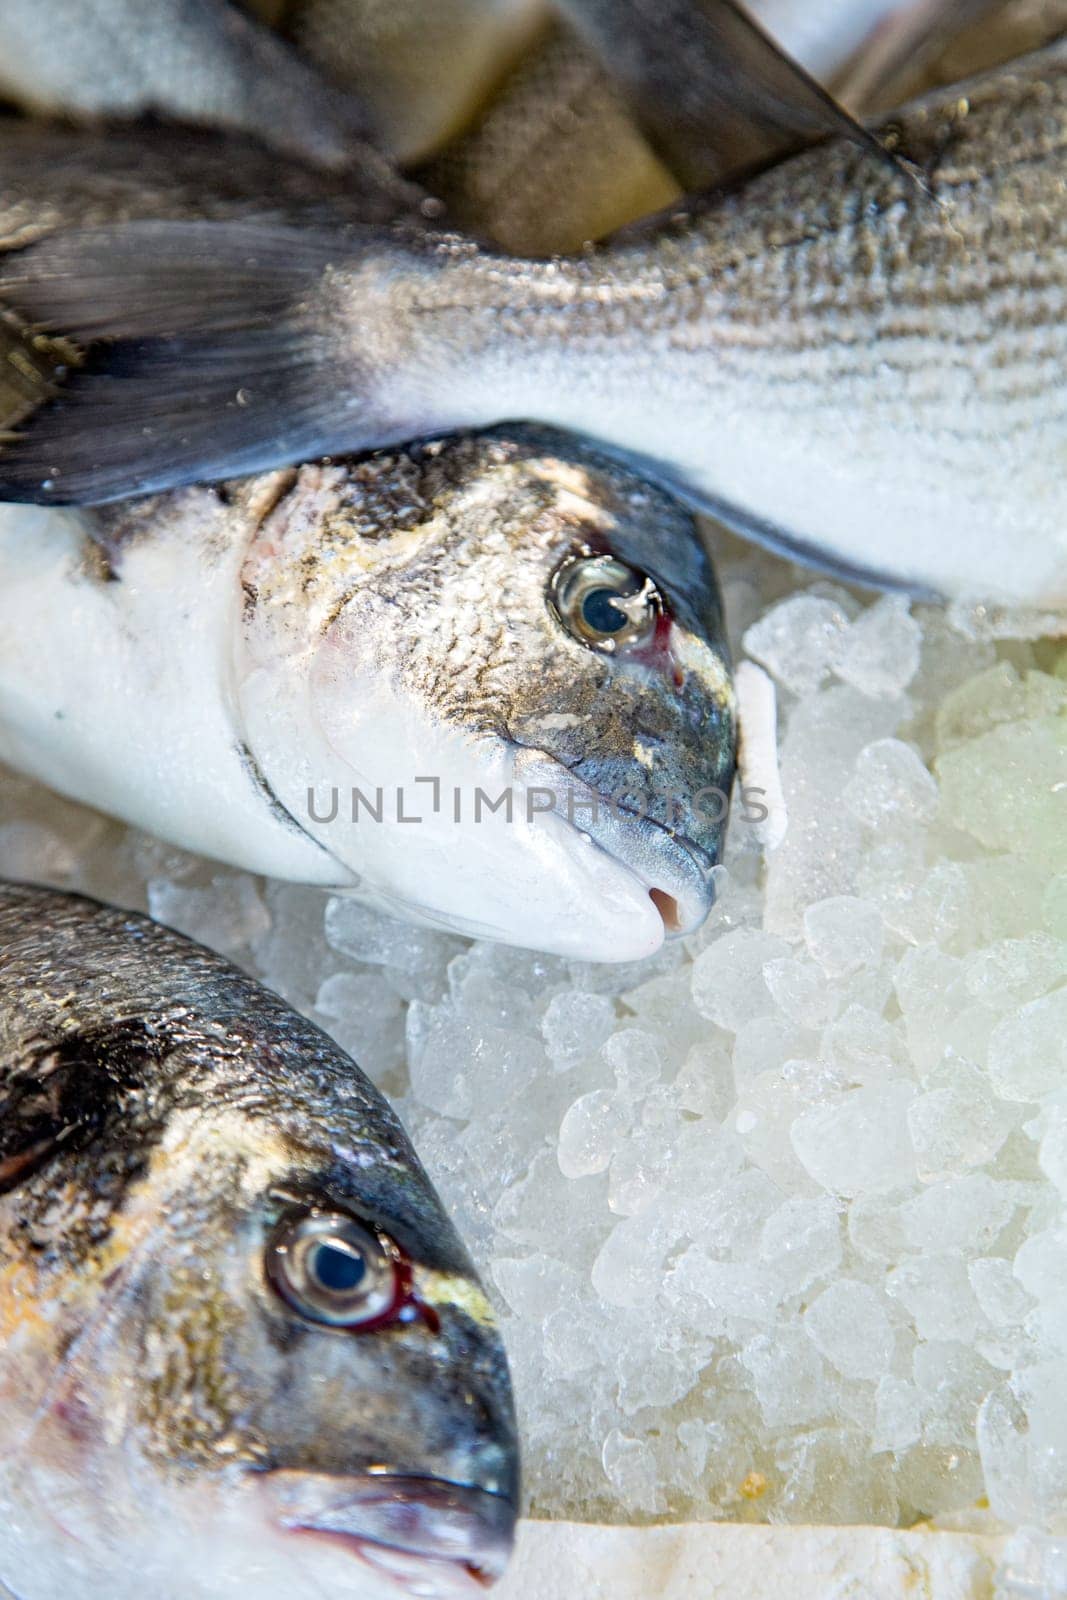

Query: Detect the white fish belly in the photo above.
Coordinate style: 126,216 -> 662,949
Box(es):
0,502 -> 342,881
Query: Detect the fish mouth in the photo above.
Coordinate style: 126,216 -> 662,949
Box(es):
513,749 -> 716,939
264,1471 -> 516,1594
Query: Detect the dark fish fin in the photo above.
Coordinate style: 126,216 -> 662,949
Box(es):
555,0 -> 911,191
0,221 -> 345,341
0,223 -> 379,503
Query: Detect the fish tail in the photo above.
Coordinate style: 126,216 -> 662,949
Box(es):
0,220 -> 474,505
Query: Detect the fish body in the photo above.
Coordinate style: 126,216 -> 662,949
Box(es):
0,0 -> 380,171
9,44 -> 1060,610
0,880 -> 518,1599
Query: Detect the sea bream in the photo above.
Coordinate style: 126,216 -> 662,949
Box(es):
0,429 -> 736,961
0,880 -> 519,1600
4,39 -> 1064,612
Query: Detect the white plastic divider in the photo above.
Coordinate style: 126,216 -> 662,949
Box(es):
497,1520 -> 1007,1599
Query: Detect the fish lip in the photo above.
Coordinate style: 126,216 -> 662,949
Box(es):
263,1471 -> 517,1590
512,749 -> 717,936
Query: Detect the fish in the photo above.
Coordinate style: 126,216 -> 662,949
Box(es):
0,427 -> 736,961
0,116 -> 419,246
0,0 -> 382,172
2,41 -> 1063,611
843,0 -> 1067,108
289,0 -> 548,164
0,878 -> 519,1600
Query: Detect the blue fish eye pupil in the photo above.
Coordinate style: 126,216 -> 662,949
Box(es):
311,1240 -> 367,1294
582,588 -> 627,633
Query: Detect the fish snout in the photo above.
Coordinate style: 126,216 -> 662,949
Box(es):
264,1470 -> 517,1592
513,749 -> 718,941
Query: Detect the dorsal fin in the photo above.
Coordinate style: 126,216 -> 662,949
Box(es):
556,0 -> 911,191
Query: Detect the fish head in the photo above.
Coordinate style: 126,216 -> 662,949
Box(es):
240,428 -> 736,962
12,1027 -> 517,1599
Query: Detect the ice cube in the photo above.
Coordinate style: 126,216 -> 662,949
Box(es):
803,1280 -> 895,1380
742,592 -> 850,695
872,1376 -> 923,1454
314,970 -> 404,1082
907,1062 -> 1018,1181
148,872 -> 269,957
885,1256 -> 985,1343
759,1195 -> 843,1294
843,739 -> 940,828
965,936 -> 1067,1009
803,896 -> 885,977
969,1258 -> 1035,1328
601,1429 -> 666,1515
1038,1114 -> 1067,1195
988,989 -> 1067,1101
791,1080 -> 917,1197
836,597 -> 922,699
763,956 -> 839,1028
691,926 -> 791,1031
540,990 -> 617,1069
937,716 -> 1067,871
740,1328 -> 831,1428
558,1089 -> 630,1180
899,1176 -> 1020,1254
736,1057 -> 847,1189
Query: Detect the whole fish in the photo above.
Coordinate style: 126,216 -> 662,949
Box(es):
0,0 -> 381,172
290,0 -> 548,164
0,880 -> 518,1600
0,427 -> 736,961
4,43 -> 1062,611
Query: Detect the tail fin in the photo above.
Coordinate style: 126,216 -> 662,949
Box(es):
0,222 -> 419,504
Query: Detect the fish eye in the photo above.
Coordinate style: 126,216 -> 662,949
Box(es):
551,555 -> 661,652
266,1209 -> 400,1330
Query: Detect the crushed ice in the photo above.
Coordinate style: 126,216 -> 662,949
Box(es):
3,534 -> 1066,1536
